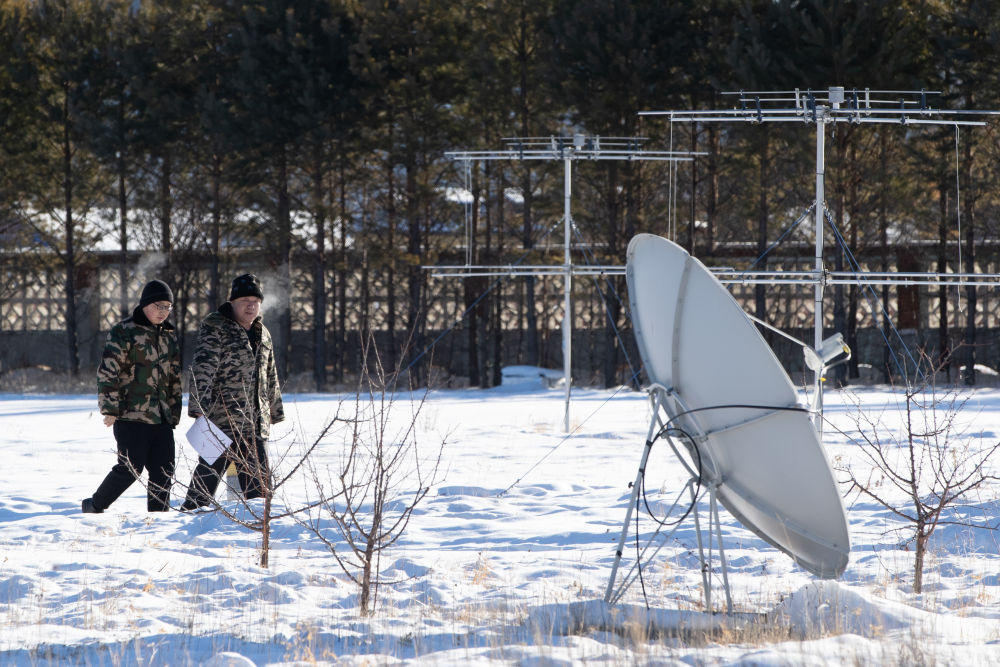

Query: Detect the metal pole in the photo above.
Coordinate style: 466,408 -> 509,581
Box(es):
563,154 -> 572,432
443,138 -> 691,431
814,118 -> 826,432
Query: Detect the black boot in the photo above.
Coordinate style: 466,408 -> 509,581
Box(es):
82,498 -> 104,514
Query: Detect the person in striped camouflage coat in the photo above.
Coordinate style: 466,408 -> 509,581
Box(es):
180,273 -> 284,510
83,279 -> 181,514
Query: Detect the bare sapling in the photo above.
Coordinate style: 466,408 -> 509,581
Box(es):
834,353 -> 1000,593
296,341 -> 446,615
179,384 -> 347,568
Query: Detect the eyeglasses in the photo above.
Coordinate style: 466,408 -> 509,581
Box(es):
152,304 -> 173,313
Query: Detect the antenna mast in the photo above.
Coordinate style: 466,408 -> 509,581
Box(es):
438,136 -> 697,432
642,87 -> 1000,426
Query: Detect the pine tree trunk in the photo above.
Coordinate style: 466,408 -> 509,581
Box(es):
337,158 -> 349,383
312,163 -> 327,391
467,277 -> 480,387
938,185 -> 950,380
962,94 -> 976,385
879,131 -> 891,382
118,156 -> 129,319
707,117 -> 718,253
277,150 -> 292,380
160,148 -> 173,269
688,122 -> 697,254
467,171 -> 481,386
405,165 -> 425,384
62,89 -> 80,377
386,161 -> 398,374
755,129 -> 769,321
210,155 -> 222,308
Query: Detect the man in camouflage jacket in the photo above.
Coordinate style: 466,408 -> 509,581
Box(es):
181,273 -> 284,510
83,279 -> 181,513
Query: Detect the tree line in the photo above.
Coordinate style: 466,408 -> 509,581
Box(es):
2,0 -> 1000,390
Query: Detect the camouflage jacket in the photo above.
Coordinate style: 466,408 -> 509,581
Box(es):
97,307 -> 182,425
187,303 -> 284,440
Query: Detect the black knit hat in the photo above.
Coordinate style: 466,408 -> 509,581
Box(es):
139,279 -> 174,307
230,273 -> 264,301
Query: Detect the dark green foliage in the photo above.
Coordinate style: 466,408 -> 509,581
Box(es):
3,0 -> 1000,387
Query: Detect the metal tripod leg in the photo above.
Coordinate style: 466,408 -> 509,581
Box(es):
692,483 -> 734,614
691,480 -> 711,611
604,388 -> 734,614
710,485 -> 734,613
604,391 -> 664,603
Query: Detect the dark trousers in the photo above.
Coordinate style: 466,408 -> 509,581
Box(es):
93,421 -> 175,512
181,435 -> 269,510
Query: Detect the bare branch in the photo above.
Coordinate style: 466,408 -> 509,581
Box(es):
835,349 -> 1000,593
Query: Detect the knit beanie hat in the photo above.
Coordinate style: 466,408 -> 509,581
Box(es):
229,273 -> 264,301
139,279 -> 174,307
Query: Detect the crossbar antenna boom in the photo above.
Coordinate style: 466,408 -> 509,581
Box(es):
437,136 -> 699,432
641,85 -> 1000,429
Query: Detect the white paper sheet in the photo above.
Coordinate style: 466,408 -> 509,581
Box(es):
185,416 -> 232,465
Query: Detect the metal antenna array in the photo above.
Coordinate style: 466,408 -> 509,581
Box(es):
642,87 -> 1000,425
436,136 -> 697,432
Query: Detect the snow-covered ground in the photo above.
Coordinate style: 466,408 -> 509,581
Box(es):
1,380 -> 999,665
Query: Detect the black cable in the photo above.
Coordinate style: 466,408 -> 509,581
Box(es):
653,402 -> 809,443
641,426 -> 702,528
634,424 -> 702,609
630,402 -> 810,609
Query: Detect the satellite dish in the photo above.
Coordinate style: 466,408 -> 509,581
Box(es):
625,234 -> 850,579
